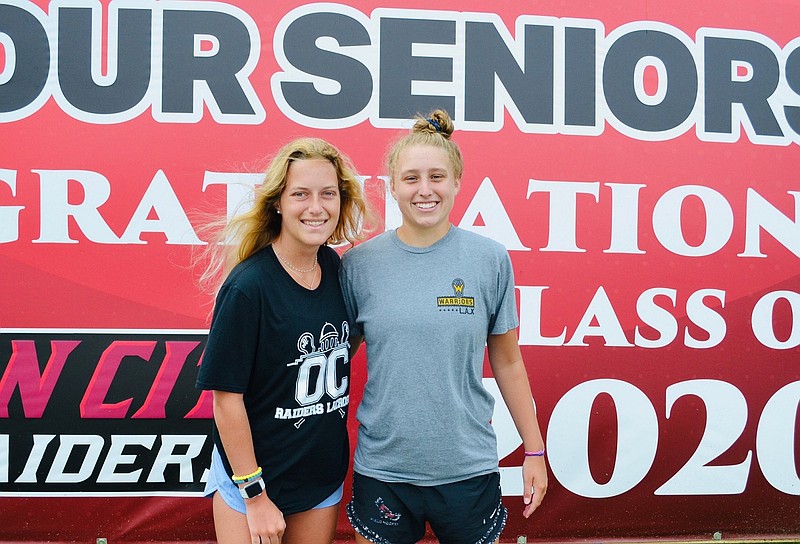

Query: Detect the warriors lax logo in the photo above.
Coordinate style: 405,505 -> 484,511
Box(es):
437,278 -> 475,315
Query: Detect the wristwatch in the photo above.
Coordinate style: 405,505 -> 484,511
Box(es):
238,477 -> 265,499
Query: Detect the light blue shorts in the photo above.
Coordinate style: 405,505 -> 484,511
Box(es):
204,446 -> 343,515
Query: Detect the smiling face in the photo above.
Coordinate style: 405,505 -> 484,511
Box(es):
390,144 -> 461,246
276,158 -> 341,254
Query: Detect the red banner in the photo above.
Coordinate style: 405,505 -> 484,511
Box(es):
1,0 -> 799,541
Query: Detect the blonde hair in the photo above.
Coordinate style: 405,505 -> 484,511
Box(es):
200,137 -> 369,293
386,109 -> 463,180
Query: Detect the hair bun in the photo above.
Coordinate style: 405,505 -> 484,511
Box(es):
413,109 -> 454,138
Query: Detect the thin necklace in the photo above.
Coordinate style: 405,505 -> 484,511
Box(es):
273,247 -> 318,273
294,264 -> 319,290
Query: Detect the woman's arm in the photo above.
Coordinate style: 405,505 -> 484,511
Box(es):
213,390 -> 286,542
486,329 -> 548,518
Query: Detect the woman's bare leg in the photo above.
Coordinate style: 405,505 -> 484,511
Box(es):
212,492 -> 251,544
281,504 -> 340,544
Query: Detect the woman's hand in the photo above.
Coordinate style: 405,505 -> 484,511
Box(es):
245,494 -> 286,544
521,454 -> 548,518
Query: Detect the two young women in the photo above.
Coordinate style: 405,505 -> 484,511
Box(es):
197,109 -> 547,544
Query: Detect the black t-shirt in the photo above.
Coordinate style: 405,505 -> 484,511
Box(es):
196,244 -> 351,514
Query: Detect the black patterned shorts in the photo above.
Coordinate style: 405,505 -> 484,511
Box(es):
346,471 -> 507,544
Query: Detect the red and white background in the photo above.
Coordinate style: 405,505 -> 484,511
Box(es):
1,0 -> 798,541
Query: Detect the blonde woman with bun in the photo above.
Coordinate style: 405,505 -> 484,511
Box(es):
340,110 -> 547,544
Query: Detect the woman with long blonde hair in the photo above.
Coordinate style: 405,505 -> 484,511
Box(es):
197,137 -> 369,544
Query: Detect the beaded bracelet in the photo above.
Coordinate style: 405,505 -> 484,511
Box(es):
232,466 -> 263,484
524,449 -> 546,457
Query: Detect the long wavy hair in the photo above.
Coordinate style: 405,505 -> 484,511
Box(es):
199,137 -> 370,295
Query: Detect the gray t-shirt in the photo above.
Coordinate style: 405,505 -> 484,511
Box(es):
339,226 -> 519,485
